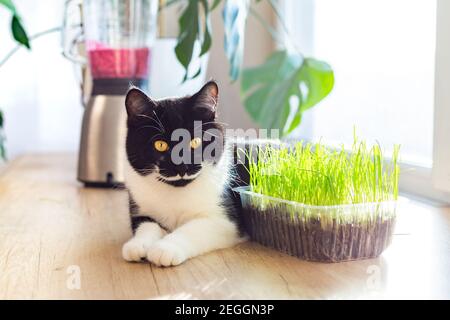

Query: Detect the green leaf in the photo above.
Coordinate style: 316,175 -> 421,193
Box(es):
0,0 -> 16,13
1,0 -> 30,49
0,109 -> 5,161
241,50 -> 334,136
11,14 -> 30,49
199,0 -> 212,56
0,145 -> 5,160
223,0 -> 249,81
174,0 -> 217,81
211,0 -> 222,10
287,57 -> 334,132
175,1 -> 200,80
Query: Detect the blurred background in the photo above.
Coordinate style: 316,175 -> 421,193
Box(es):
0,0 -> 449,202
0,0 -> 272,157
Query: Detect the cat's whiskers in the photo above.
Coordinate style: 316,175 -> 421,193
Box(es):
137,125 -> 164,134
194,121 -> 229,131
139,167 -> 156,175
136,114 -> 166,133
152,110 -> 166,132
126,152 -> 140,162
148,133 -> 165,141
201,130 -> 220,138
135,114 -> 155,121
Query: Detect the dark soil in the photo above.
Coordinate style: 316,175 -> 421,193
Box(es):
242,205 -> 396,263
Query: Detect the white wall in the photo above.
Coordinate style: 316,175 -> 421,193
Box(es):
206,1 -> 274,131
0,0 -> 83,159
432,0 -> 450,193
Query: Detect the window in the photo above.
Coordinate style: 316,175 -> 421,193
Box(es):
285,0 -> 450,202
0,0 -> 83,158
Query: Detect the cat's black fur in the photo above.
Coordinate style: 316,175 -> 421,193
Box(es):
125,81 -> 245,235
125,81 -> 223,184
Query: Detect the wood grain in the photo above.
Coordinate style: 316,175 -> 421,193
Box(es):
0,154 -> 449,299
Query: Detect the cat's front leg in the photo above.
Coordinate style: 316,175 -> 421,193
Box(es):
122,219 -> 166,262
147,216 -> 241,267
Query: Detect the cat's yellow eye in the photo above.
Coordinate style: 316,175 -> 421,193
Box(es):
190,137 -> 202,149
154,140 -> 169,152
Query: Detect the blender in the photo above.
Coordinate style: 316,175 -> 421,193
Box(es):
62,0 -> 158,187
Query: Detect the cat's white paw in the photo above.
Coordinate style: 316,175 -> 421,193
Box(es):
122,222 -> 166,262
146,240 -> 187,267
122,239 -> 150,262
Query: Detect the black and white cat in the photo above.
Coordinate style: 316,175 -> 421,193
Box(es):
122,81 -> 246,267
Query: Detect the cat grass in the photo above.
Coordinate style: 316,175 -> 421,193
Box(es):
247,139 -> 400,207
237,138 -> 400,262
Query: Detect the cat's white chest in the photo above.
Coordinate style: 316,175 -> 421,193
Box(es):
125,161 -> 227,231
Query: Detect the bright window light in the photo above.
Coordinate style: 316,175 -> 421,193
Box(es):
307,0 -> 436,167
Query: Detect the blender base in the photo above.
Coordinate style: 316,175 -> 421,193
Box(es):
77,94 -> 128,188
82,181 -> 125,189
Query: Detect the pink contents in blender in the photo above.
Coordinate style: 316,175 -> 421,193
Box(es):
87,42 -> 150,79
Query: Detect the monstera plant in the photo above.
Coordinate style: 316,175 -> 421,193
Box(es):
165,0 -> 334,136
0,0 -> 30,160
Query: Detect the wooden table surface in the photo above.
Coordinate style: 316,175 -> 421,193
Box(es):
0,154 -> 449,300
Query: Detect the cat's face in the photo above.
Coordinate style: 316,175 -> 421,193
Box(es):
125,81 -> 224,187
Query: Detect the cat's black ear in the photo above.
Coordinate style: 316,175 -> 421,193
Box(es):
193,80 -> 219,113
125,87 -> 155,117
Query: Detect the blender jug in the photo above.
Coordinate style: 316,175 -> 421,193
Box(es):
84,0 -> 157,92
62,0 -> 158,187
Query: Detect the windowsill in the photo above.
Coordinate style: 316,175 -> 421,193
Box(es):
0,153 -> 448,299
400,162 -> 450,205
